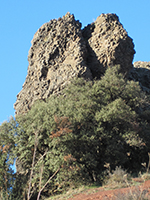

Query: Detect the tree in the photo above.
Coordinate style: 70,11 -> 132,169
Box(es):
0,118 -> 16,199
15,110 -> 78,199
0,65 -> 150,199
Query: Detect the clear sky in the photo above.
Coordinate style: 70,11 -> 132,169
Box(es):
0,0 -> 150,124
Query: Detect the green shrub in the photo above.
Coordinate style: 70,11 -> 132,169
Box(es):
1,65 -> 150,199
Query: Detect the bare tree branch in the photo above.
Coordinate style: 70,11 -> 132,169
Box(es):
37,168 -> 60,200
27,131 -> 38,200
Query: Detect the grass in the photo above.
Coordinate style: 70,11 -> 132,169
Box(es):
47,184 -> 101,200
102,166 -> 132,189
46,155 -> 150,200
111,187 -> 150,200
46,171 -> 150,200
45,170 -> 150,200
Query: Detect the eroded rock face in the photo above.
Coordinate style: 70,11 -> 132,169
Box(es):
82,13 -> 135,78
14,13 -> 135,115
129,61 -> 150,94
14,13 -> 92,115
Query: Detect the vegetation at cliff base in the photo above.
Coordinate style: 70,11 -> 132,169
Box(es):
0,65 -> 150,199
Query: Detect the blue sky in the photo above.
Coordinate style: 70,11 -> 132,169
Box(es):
0,0 -> 150,124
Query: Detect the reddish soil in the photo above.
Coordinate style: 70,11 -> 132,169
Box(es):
68,180 -> 150,200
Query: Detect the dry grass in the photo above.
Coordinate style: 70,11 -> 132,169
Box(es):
47,185 -> 98,200
112,187 -> 150,200
103,155 -> 150,200
103,166 -> 132,189
46,154 -> 150,200
46,170 -> 150,200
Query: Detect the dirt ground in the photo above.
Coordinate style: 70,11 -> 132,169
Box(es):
68,180 -> 150,200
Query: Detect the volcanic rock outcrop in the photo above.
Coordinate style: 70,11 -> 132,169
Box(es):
129,61 -> 150,94
82,13 -> 135,77
14,12 -> 135,115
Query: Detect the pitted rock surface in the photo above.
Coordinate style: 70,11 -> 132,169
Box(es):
14,13 -> 92,115
82,13 -> 135,78
129,61 -> 150,94
14,13 -> 135,115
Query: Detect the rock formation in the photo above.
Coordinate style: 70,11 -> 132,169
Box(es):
129,61 -> 150,94
14,12 -> 135,115
82,13 -> 135,78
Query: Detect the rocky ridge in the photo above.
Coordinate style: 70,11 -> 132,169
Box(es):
14,12 -> 136,115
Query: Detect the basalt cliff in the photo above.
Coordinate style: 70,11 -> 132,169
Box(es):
14,12 -> 149,116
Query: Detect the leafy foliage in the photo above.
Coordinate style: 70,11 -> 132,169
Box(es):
0,65 -> 150,199
0,118 -> 17,199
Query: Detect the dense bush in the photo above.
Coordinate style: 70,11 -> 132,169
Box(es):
0,65 -> 150,199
